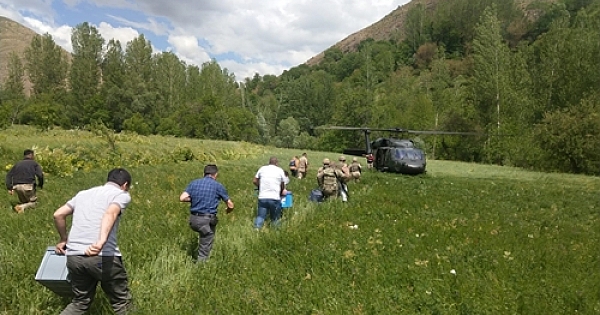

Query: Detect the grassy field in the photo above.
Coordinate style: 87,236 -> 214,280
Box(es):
1,126 -> 600,314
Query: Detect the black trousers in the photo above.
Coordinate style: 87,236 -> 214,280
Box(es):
62,255 -> 133,315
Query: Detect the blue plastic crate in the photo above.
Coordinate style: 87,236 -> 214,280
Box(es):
35,246 -> 73,297
281,191 -> 293,208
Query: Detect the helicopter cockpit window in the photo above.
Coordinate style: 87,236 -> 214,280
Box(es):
394,149 -> 423,160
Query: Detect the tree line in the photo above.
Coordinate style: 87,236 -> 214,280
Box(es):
1,0 -> 599,174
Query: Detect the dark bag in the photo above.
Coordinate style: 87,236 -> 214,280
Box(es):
309,189 -> 324,203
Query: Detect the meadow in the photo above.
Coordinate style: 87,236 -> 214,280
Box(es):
1,126 -> 600,314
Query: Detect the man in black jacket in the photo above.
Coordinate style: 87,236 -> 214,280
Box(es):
5,149 -> 44,213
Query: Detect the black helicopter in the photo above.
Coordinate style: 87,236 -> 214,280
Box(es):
313,126 -> 482,175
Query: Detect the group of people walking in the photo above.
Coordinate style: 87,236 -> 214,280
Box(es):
316,155 -> 363,201
4,148 -> 367,314
288,153 -> 365,202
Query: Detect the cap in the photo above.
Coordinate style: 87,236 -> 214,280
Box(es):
339,155 -> 346,161
352,157 -> 358,162
323,158 -> 330,165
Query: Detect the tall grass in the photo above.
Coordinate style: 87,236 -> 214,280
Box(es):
1,126 -> 599,314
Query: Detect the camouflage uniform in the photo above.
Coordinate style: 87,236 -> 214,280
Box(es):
297,153 -> 308,179
349,157 -> 362,183
317,159 -> 345,199
337,156 -> 350,201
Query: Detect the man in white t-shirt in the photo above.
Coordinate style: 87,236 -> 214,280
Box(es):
253,157 -> 286,229
53,168 -> 133,314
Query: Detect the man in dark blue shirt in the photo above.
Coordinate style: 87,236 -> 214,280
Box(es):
179,164 -> 234,262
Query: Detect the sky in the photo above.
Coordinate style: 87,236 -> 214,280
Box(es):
0,0 -> 411,81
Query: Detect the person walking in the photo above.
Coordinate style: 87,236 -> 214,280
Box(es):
297,153 -> 308,179
180,164 -> 234,262
289,156 -> 299,177
337,155 -> 350,202
349,157 -> 363,183
253,157 -> 286,229
317,158 -> 345,200
6,149 -> 44,213
53,168 -> 134,315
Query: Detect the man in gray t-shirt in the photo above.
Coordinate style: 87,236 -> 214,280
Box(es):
54,168 -> 133,315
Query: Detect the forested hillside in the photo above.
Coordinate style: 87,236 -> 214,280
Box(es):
0,0 -> 599,174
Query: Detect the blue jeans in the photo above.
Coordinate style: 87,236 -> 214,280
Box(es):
254,199 -> 282,228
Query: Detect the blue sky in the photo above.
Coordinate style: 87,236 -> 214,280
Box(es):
0,0 -> 410,81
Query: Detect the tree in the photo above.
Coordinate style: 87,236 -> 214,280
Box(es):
2,52 -> 26,125
404,3 -> 429,52
152,52 -> 186,127
533,94 -> 600,174
472,6 -> 511,130
25,33 -> 68,97
69,22 -> 105,127
101,39 -> 128,130
276,117 -> 300,148
123,34 -> 156,123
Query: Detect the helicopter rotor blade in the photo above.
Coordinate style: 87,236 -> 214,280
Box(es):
405,130 -> 485,136
312,125 -> 485,136
312,125 -> 370,131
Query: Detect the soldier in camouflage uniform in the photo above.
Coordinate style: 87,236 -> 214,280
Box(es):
337,156 -> 350,201
349,157 -> 362,183
297,153 -> 309,179
317,158 -> 345,200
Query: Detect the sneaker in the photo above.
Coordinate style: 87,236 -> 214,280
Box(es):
14,205 -> 24,214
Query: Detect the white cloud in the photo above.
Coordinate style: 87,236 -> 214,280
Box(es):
107,15 -> 169,36
1,0 -> 412,80
97,21 -> 139,46
219,59 -> 287,83
167,33 -> 211,66
23,17 -> 73,52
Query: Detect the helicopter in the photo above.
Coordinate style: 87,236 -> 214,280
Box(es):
313,126 -> 483,175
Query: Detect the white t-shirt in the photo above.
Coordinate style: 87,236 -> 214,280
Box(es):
255,165 -> 285,200
65,182 -> 131,256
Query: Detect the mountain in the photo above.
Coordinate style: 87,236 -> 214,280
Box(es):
0,16 -> 39,94
305,0 -> 427,66
305,0 -> 557,66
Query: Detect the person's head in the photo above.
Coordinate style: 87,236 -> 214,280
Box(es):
269,156 -> 278,165
204,164 -> 218,177
23,149 -> 34,159
294,155 -> 299,159
107,168 -> 132,191
302,153 -> 307,157
339,155 -> 346,162
352,157 -> 358,162
323,158 -> 330,166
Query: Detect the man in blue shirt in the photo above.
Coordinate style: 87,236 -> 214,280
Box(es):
180,164 -> 234,262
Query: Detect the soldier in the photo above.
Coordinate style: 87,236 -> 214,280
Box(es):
297,153 -> 309,179
337,155 -> 350,202
349,157 -> 362,183
317,158 -> 345,200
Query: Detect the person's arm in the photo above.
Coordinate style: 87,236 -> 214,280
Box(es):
179,191 -> 191,202
86,203 -> 121,256
252,177 -> 260,187
53,204 -> 74,254
36,164 -> 44,189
